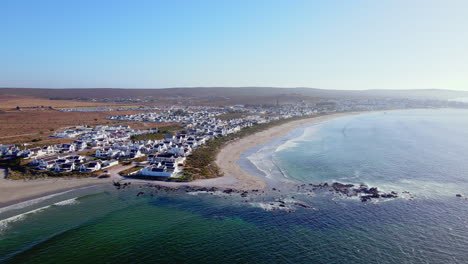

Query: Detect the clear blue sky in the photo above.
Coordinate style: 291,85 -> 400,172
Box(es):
2,0 -> 468,90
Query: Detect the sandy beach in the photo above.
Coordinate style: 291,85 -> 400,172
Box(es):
214,112 -> 357,190
0,112 -> 356,207
0,163 -> 136,207
0,168 -> 112,207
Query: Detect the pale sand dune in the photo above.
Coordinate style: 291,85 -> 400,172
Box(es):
0,112 -> 356,207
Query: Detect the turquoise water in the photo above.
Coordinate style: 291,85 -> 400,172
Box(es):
2,109 -> 468,263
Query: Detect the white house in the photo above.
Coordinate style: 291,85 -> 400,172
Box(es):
102,159 -> 118,168
139,164 -> 180,178
22,147 -> 46,159
59,144 -> 76,153
73,141 -> 87,150
54,163 -> 75,172
78,161 -> 101,172
42,145 -> 56,154
152,153 -> 185,164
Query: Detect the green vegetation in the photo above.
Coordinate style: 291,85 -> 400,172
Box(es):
120,160 -> 132,165
130,132 -> 166,141
78,150 -> 96,157
216,112 -> 248,120
6,164 -> 98,180
118,166 -> 141,176
158,125 -> 182,134
31,138 -> 43,142
0,157 -> 23,170
1,157 -> 99,180
185,114 -> 320,180
171,109 -> 189,116
7,169 -> 98,180
167,173 -> 192,182
132,156 -> 147,162
130,125 -> 182,141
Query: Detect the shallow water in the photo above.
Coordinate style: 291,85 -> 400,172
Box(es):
1,109 -> 468,263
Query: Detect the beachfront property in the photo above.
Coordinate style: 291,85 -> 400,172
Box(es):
139,162 -> 181,178
1,106 -> 316,178
2,99 -> 431,179
78,160 -> 102,172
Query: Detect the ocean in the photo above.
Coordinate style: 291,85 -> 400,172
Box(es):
1,109 -> 468,263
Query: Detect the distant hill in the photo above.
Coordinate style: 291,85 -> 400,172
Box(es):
1,87 -> 467,103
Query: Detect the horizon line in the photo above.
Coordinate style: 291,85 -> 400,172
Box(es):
0,87 -> 462,92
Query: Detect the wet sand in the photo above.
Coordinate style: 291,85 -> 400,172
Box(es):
0,168 -> 111,207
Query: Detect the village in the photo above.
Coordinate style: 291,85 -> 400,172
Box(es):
0,104 -> 324,180
1,97 -> 464,181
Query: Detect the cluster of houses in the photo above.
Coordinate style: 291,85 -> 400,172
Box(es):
29,155 -> 119,173
1,106 -> 326,179
0,125 -> 159,174
108,109 -> 317,178
107,109 -> 221,123
0,143 -> 83,160
51,125 -> 157,140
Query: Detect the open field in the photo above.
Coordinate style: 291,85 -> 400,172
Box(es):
2,87 -> 467,101
0,109 -> 181,145
0,95 -> 120,110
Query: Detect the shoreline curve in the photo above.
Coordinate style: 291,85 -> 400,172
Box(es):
0,111 -> 359,208
214,112 -> 359,190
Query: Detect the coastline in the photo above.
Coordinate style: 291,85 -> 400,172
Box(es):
214,112 -> 359,190
0,111 -> 357,207
0,168 -> 112,208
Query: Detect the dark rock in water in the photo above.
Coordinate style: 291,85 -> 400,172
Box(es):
332,182 -> 354,189
456,194 -> 463,197
294,202 -> 312,209
300,181 -> 398,202
136,192 -> 145,197
223,189 -> 233,194
361,196 -> 371,202
381,193 -> 398,198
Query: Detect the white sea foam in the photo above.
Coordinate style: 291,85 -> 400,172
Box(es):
358,179 -> 468,199
0,205 -> 51,234
249,202 -> 292,211
246,149 -> 276,179
275,126 -> 320,153
250,197 -> 316,212
187,191 -> 229,196
0,190 -> 74,215
0,184 -> 97,215
53,197 -> 80,206
0,196 -> 81,234
275,140 -> 300,153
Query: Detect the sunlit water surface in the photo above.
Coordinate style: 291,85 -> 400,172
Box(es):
2,109 -> 468,264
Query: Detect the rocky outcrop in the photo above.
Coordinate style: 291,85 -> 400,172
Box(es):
298,182 -> 401,202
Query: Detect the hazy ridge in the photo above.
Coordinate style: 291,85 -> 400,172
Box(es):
1,87 -> 467,101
